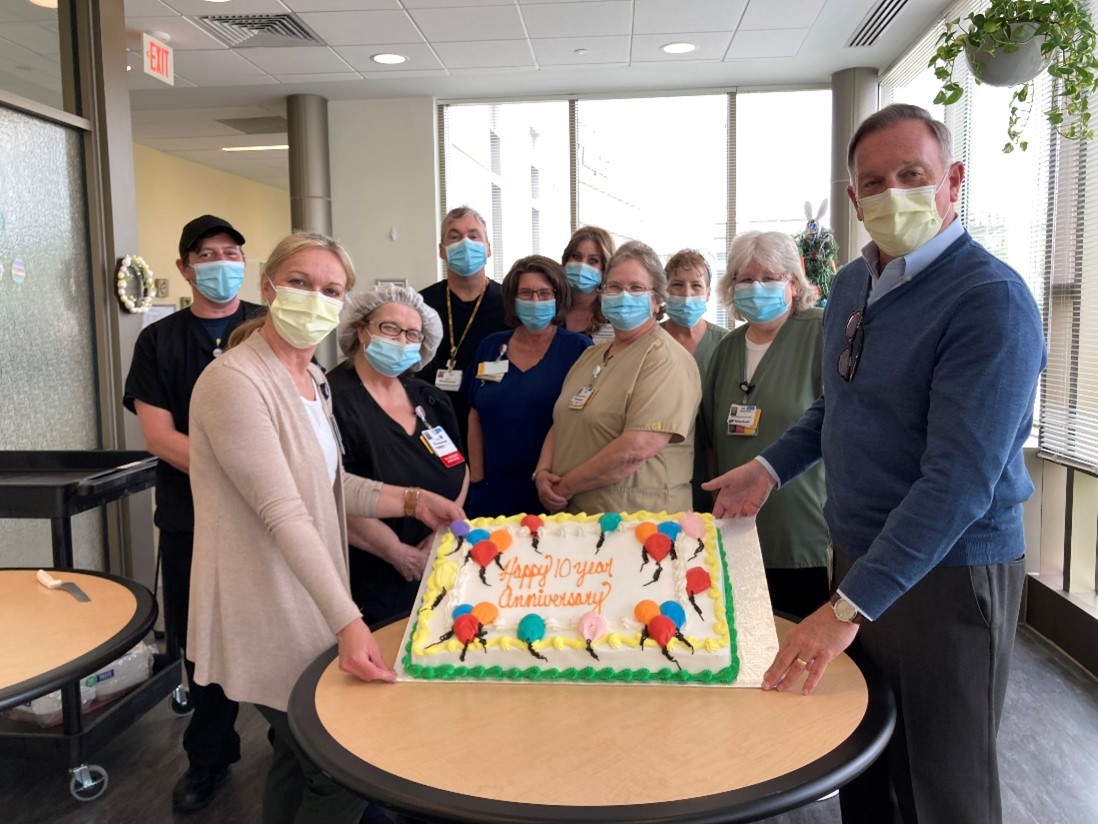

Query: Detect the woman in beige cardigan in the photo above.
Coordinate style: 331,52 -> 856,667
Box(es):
188,232 -> 462,824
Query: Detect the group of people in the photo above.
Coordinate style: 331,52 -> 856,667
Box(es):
124,103 -> 1045,824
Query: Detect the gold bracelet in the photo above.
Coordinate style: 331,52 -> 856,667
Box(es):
404,487 -> 421,518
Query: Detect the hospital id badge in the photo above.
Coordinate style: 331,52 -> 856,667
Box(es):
421,425 -> 465,467
727,404 -> 761,437
569,385 -> 597,410
476,360 -> 508,382
435,369 -> 463,391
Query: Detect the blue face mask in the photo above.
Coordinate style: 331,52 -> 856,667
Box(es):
601,291 -> 653,331
445,238 -> 488,278
514,298 -> 556,331
734,281 -> 789,324
565,262 -> 602,295
664,295 -> 707,328
192,260 -> 245,304
364,336 -> 422,377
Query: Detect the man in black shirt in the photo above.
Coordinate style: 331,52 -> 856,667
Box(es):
123,215 -> 262,812
419,206 -> 507,449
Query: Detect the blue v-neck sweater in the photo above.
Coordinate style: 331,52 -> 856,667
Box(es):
760,231 -> 1046,619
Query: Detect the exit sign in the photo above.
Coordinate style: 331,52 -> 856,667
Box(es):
142,33 -> 173,86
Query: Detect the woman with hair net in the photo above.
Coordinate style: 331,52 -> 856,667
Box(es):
329,283 -> 469,625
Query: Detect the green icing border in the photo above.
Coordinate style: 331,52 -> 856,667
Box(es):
402,522 -> 740,685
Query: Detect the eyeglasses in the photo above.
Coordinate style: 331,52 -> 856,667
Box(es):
837,309 -> 865,382
367,320 -> 424,343
601,284 -> 650,297
516,288 -> 555,301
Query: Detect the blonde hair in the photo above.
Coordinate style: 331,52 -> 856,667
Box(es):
717,231 -> 816,321
226,314 -> 267,350
262,232 -> 356,292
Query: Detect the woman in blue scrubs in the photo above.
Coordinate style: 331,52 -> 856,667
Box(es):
465,256 -> 592,517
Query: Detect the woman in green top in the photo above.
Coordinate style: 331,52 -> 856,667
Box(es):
662,249 -> 728,512
699,231 -> 828,618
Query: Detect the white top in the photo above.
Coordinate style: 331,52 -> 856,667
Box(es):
744,337 -> 771,383
302,395 -> 338,484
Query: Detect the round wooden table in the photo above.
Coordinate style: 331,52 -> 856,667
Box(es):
289,617 -> 895,823
0,568 -> 157,711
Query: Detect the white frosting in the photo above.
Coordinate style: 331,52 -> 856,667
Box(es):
400,514 -> 747,684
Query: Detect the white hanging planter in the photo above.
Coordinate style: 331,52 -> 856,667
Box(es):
964,23 -> 1050,87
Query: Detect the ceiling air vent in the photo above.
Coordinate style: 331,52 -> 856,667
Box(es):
845,0 -> 910,48
197,14 -> 324,49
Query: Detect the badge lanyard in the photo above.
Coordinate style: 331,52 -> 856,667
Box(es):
569,348 -> 613,411
445,285 -> 487,371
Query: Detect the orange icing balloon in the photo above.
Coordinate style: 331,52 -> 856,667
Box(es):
489,529 -> 513,551
634,599 -> 660,624
634,522 -> 658,543
471,601 -> 499,625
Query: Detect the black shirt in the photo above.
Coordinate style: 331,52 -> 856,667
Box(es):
328,361 -> 466,624
123,301 -> 262,532
418,278 -> 507,449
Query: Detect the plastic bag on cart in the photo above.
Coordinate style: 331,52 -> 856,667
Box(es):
88,642 -> 154,705
8,677 -> 97,728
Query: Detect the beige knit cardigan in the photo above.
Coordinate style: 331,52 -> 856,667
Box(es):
188,332 -> 381,711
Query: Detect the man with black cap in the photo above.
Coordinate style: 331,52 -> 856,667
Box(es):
124,215 -> 262,811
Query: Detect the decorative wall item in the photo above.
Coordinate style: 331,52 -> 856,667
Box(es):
115,255 -> 155,313
11,257 -> 25,284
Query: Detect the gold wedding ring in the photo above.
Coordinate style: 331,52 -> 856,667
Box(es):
795,657 -> 809,668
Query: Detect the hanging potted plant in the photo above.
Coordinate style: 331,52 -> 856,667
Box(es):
929,0 -> 1098,152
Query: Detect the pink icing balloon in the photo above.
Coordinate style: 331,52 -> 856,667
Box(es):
679,512 -> 705,539
578,610 -> 607,643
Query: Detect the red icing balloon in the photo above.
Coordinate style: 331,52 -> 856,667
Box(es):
685,567 -> 712,596
470,540 -> 499,569
520,514 -> 543,531
647,615 -> 676,648
453,613 -> 481,644
644,533 -> 673,563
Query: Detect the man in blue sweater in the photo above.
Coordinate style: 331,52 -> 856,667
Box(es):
704,104 -> 1046,823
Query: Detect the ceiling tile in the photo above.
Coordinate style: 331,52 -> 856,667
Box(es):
125,16 -> 227,52
409,5 -> 526,43
172,49 -> 279,86
521,1 -> 631,39
123,0 -> 177,17
335,43 -> 444,71
532,35 -> 630,65
154,0 -> 295,15
403,0 -> 516,7
132,120 -> 246,139
633,0 -> 748,35
0,22 -> 60,56
295,10 -> 422,47
726,28 -> 807,59
630,32 -> 732,62
237,45 -> 353,73
433,39 -> 534,69
281,0 -> 398,10
272,71 -> 362,83
740,0 -> 826,31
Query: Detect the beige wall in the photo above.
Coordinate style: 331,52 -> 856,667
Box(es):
329,97 -> 441,291
133,143 -> 291,306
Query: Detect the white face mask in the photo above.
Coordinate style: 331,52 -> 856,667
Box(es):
858,173 -> 949,258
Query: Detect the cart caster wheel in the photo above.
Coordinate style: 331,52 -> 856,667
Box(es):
69,765 -> 108,801
170,686 -> 192,716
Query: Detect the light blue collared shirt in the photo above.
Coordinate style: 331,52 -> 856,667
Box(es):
862,216 -> 965,305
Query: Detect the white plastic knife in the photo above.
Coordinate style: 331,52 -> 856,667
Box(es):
36,569 -> 91,603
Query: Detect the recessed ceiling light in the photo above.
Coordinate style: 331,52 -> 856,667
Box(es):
661,42 -> 697,55
28,0 -> 58,9
574,48 -> 589,56
221,145 -> 290,152
371,53 -> 407,65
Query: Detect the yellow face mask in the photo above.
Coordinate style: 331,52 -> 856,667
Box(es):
268,283 -> 343,350
858,174 -> 948,258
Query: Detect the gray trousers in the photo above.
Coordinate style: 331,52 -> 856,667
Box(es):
255,704 -> 368,824
834,550 -> 1024,824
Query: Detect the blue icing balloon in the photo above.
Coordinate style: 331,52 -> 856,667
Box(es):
467,528 -> 491,544
660,600 -> 687,629
658,521 -> 682,541
452,604 -> 473,619
517,613 -> 546,643
598,512 -> 622,532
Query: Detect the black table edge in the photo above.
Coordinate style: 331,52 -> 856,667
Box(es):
0,569 -> 159,712
289,616 -> 896,824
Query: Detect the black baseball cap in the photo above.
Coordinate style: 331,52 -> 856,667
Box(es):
178,215 -> 246,260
